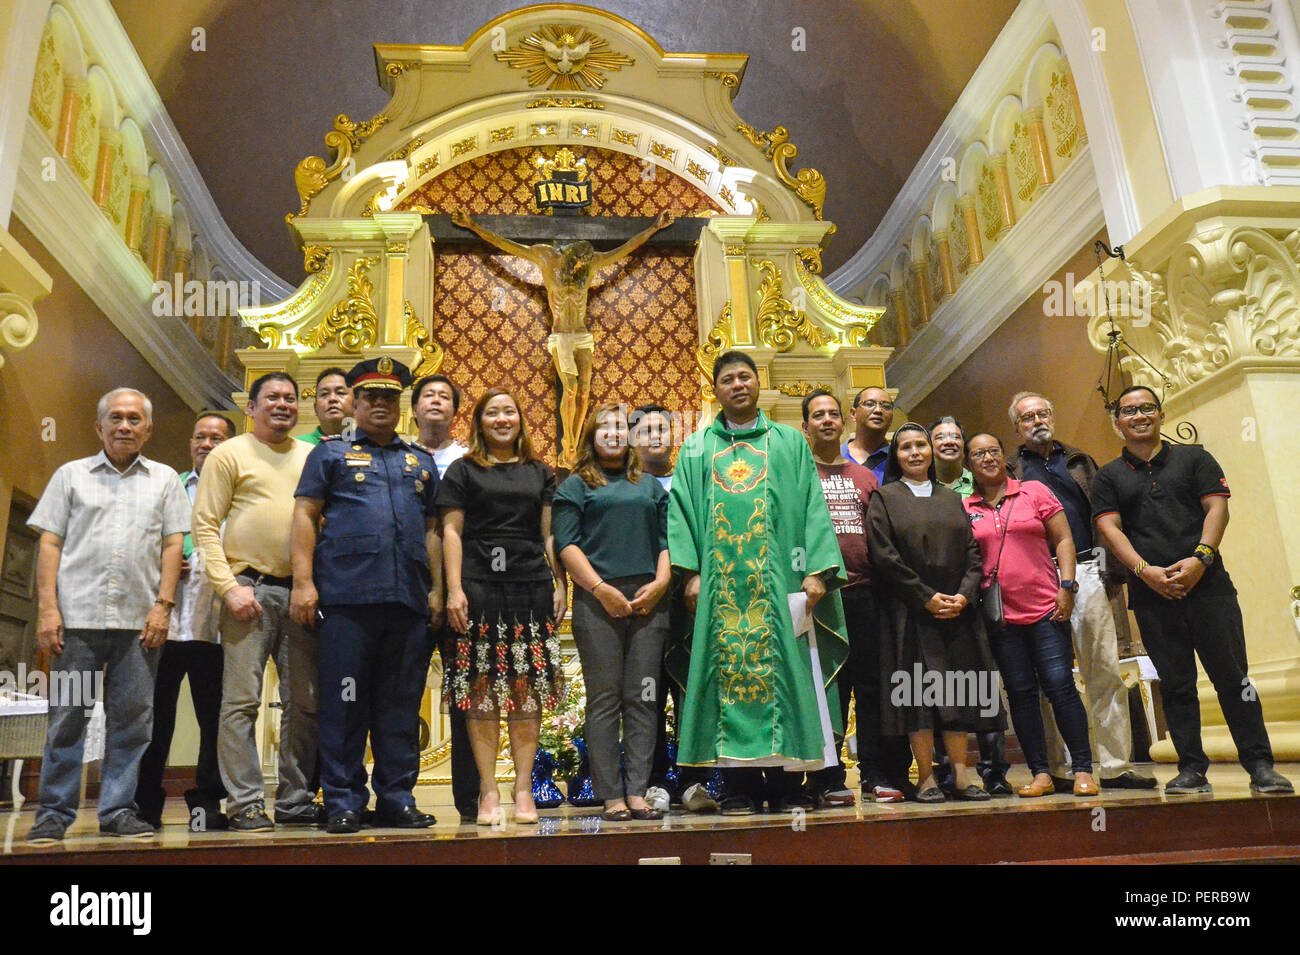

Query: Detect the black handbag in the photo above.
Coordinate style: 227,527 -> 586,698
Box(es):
981,493 -> 1017,632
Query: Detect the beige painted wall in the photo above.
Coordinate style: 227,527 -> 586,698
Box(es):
909,231 -> 1121,459
0,216 -> 203,765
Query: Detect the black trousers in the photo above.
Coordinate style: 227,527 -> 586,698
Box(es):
437,631 -> 480,816
722,767 -> 798,806
317,605 -> 432,815
135,641 -> 225,826
649,667 -> 709,791
1134,589 -> 1273,774
808,586 -> 912,793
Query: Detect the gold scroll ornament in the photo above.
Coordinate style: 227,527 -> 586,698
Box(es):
404,300 -> 445,378
736,123 -> 830,224
290,112 -> 391,222
696,301 -> 734,401
299,256 -> 381,352
751,258 -> 828,351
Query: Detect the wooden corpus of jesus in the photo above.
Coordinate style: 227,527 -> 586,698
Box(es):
450,209 -> 674,467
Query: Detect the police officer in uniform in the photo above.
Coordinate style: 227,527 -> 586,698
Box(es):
290,357 -> 442,833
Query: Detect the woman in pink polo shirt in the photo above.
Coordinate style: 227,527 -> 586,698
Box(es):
963,433 -> 1097,798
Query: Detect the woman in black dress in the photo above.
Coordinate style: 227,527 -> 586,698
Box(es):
441,388 -> 567,825
866,423 -> 1002,802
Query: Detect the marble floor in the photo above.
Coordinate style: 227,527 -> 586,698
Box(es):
4,761 -> 1297,859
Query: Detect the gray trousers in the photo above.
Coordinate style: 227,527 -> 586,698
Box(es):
571,575 -> 669,801
217,577 -> 318,814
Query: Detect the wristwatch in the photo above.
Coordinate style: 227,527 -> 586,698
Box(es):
1194,543 -> 1216,567
1059,579 -> 1079,594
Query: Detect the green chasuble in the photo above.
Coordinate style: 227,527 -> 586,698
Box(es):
667,411 -> 849,768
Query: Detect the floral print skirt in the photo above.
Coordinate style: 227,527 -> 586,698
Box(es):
443,578 -> 564,720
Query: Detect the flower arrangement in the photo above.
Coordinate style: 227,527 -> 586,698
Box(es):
539,671 -> 587,779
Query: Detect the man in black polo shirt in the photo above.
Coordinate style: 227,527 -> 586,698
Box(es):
1012,391 -> 1155,791
1091,385 -> 1291,795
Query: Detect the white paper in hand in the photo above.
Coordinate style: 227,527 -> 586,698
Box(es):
787,592 -> 813,639
789,591 -> 837,768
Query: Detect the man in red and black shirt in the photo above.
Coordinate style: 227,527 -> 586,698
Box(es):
1091,385 -> 1291,795
802,389 -> 913,805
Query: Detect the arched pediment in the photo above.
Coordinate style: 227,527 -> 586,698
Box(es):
290,4 -> 829,231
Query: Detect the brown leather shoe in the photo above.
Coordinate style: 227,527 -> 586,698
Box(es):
1073,775 -> 1100,797
1017,776 -> 1055,798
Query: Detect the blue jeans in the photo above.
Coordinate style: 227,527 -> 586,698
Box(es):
37,629 -> 160,827
990,614 -> 1092,775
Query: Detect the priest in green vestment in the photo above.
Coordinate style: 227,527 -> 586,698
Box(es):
668,350 -> 849,811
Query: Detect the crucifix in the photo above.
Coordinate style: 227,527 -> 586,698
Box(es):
445,209 -> 683,467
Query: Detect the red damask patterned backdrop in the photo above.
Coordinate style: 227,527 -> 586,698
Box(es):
399,146 -> 720,465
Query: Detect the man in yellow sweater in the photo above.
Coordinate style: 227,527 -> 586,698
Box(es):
192,371 -> 319,831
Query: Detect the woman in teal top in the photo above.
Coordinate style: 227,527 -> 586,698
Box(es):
554,402 -> 671,821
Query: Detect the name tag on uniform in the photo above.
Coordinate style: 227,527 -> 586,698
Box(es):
344,452 -> 372,466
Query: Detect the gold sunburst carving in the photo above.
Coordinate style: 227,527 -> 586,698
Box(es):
494,24 -> 634,91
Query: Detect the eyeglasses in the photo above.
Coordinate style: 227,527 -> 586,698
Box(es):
969,448 -> 1004,461
1016,409 -> 1053,424
1116,403 -> 1160,418
858,400 -> 893,411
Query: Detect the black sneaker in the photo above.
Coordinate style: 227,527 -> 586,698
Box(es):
275,802 -> 326,827
1164,769 -> 1212,794
813,787 -> 857,809
99,811 -> 156,838
982,774 -> 1014,796
26,818 -> 68,845
1248,764 -> 1294,794
1101,771 -> 1159,790
229,805 -> 275,831
718,795 -> 758,816
771,793 -> 816,813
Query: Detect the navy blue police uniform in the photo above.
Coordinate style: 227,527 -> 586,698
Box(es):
294,357 -> 439,826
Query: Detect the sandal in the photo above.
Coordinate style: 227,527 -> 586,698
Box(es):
512,790 -> 538,825
954,784 -> 990,801
629,806 -> 663,820
476,792 -> 503,827
601,807 -> 632,821
915,786 -> 946,803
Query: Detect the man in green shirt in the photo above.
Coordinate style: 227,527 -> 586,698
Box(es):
668,351 -> 849,815
297,367 -> 352,445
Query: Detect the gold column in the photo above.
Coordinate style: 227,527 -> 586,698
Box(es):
92,129 -> 121,209
383,242 -> 407,345
148,214 -> 171,281
724,245 -> 754,345
1024,107 -> 1054,188
991,154 -> 1016,235
934,231 -> 957,297
171,248 -> 197,333
1068,72 -> 1088,146
888,288 -> 910,346
55,77 -> 85,162
124,174 -> 149,257
216,315 -> 234,372
911,259 -> 932,325
958,195 -> 984,267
